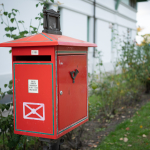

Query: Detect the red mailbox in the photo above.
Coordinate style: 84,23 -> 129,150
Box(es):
0,33 -> 96,139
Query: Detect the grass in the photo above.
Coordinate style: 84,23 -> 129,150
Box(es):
95,101 -> 150,150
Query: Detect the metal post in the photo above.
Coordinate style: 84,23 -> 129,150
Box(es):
93,0 -> 96,57
39,138 -> 64,150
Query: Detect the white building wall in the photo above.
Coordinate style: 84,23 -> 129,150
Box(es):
60,9 -> 87,41
118,26 -> 128,41
116,15 -> 136,29
0,0 -> 137,91
95,19 -> 113,73
0,0 -> 43,92
96,20 -> 112,64
95,6 -> 115,23
88,17 -> 94,75
96,0 -> 115,10
57,0 -> 93,16
0,48 -> 12,75
118,3 -> 136,19
116,26 -> 128,61
132,30 -> 136,41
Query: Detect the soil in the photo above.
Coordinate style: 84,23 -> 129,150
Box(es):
61,93 -> 150,150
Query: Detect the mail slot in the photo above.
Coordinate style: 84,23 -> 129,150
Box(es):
0,9 -> 97,140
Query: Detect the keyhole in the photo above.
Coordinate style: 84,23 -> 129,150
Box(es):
60,91 -> 63,95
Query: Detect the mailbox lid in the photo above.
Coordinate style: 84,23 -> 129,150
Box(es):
58,54 -> 87,133
0,33 -> 97,47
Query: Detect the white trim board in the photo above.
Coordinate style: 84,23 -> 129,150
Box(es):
81,0 -> 137,22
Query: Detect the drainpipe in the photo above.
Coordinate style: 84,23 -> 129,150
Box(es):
93,0 -> 96,57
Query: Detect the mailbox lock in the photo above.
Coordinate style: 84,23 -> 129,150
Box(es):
60,91 -> 63,95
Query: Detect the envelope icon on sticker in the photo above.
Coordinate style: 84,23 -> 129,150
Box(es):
23,102 -> 45,121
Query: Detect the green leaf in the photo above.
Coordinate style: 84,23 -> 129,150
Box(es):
19,30 -> 28,37
12,9 -> 19,13
12,12 -> 16,16
35,17 -> 41,20
9,27 -> 17,32
0,88 -> 1,93
99,62 -> 103,66
3,11 -> 8,16
30,26 -> 37,31
10,34 -> 17,39
18,20 -> 24,23
1,22 -> 3,24
9,80 -> 13,85
5,104 -> 10,110
40,12 -> 43,18
2,92 -> 5,99
31,31 -> 37,34
6,34 -> 11,37
10,18 -> 15,23
0,104 -> 5,111
40,2 -> 44,6
9,49 -> 12,53
24,30 -> 28,34
36,3 -> 39,7
8,13 -> 11,18
5,27 -> 10,32
7,90 -> 13,95
8,84 -> 12,89
50,0 -> 54,2
13,35 -> 21,39
4,84 -> 7,88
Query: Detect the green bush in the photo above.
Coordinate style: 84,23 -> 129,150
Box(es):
89,33 -> 150,120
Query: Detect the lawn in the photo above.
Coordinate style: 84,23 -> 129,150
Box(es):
95,101 -> 150,150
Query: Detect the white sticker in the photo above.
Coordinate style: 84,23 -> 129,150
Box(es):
23,102 -> 45,121
28,80 -> 38,93
31,50 -> 39,55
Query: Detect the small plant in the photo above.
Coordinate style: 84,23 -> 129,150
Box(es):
89,30 -> 149,120
95,128 -> 105,133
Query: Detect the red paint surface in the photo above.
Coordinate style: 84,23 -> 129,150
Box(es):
58,55 -> 87,131
12,47 -> 57,139
0,33 -> 97,47
57,118 -> 88,138
9,45 -> 90,139
12,46 -> 54,56
58,46 -> 87,51
14,63 -> 53,134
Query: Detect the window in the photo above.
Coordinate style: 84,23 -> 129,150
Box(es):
129,0 -> 137,9
121,0 -> 130,5
121,0 -> 137,9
